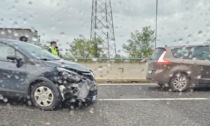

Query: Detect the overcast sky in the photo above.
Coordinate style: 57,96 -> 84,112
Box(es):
0,0 -> 210,54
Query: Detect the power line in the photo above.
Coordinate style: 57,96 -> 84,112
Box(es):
90,0 -> 116,58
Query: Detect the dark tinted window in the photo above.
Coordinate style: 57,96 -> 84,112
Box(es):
192,46 -> 210,60
150,48 -> 165,61
172,47 -> 192,59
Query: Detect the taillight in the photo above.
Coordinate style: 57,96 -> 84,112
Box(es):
157,51 -> 171,65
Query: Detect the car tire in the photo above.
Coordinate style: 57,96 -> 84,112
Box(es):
170,72 -> 190,92
30,82 -> 62,111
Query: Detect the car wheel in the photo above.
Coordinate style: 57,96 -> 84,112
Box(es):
170,73 -> 190,92
31,82 -> 62,111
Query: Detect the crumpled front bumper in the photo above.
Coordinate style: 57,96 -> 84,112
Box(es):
61,79 -> 98,102
77,79 -> 98,100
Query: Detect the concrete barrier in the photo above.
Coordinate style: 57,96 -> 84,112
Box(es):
80,62 -> 148,83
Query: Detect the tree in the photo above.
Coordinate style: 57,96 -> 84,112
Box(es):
89,37 -> 104,58
123,26 -> 154,58
114,54 -> 125,62
67,35 -> 104,58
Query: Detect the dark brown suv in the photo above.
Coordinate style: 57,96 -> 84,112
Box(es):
146,45 -> 210,92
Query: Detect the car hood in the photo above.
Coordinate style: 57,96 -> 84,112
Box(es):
44,60 -> 91,73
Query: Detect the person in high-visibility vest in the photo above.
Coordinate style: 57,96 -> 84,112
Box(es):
48,41 -> 59,56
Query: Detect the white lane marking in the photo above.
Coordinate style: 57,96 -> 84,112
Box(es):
98,83 -> 157,86
98,98 -> 208,101
0,106 -> 35,111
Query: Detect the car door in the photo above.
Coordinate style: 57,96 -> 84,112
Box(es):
191,46 -> 210,84
0,43 -> 28,96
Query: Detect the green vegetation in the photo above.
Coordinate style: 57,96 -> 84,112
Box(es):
122,26 -> 154,58
65,35 -> 104,59
36,26 -> 155,62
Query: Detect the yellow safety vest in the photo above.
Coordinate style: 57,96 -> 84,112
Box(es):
50,47 -> 59,56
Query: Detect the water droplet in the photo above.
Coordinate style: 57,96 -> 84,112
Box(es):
164,83 -> 169,87
92,58 -> 98,62
70,105 -> 74,110
28,101 -> 32,106
32,37 -> 38,42
184,27 -> 188,30
23,18 -> 27,24
97,68 -> 102,71
198,30 -> 202,34
14,32 -> 19,37
70,110 -> 75,115
45,122 -> 51,126
187,71 -> 191,74
28,1 -> 32,5
188,34 -> 192,38
7,29 -> 12,33
60,32 -> 65,35
15,75 -> 19,79
178,38 -> 183,42
0,95 -> 3,100
89,108 -> 94,114
1,31 -> 5,35
70,98 -> 76,103
3,98 -> 8,103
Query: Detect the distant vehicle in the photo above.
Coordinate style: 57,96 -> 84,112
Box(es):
146,45 -> 210,92
0,39 -> 97,110
0,28 -> 39,43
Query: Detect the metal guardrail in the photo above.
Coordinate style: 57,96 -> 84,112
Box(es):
64,58 -> 144,62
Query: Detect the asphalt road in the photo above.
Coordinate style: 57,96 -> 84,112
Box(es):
0,83 -> 210,126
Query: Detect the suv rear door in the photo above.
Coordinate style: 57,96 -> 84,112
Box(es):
191,46 -> 210,84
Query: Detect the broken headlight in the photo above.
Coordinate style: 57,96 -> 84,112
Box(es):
56,67 -> 82,82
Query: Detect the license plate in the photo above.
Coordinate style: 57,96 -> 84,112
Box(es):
92,96 -> 97,101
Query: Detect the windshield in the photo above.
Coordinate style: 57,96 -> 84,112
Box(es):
15,42 -> 59,60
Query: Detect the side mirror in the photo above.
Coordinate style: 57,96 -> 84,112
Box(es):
7,56 -> 17,61
7,56 -> 24,68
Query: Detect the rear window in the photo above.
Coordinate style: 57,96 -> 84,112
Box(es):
150,48 -> 165,61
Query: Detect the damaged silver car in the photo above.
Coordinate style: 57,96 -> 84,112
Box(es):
0,39 -> 98,110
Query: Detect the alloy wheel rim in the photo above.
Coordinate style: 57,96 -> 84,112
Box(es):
172,75 -> 187,91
